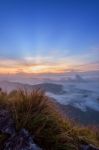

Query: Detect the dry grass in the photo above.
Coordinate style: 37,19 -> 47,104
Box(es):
0,89 -> 99,150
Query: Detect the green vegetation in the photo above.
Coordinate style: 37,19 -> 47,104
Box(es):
0,89 -> 99,150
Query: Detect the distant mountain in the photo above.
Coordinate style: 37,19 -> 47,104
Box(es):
67,74 -> 85,82
32,83 -> 66,94
75,74 -> 84,82
0,80 -> 65,94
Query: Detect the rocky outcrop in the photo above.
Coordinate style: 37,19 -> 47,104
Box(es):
80,139 -> 99,150
4,129 -> 41,150
80,144 -> 99,150
0,108 -> 15,135
0,106 -> 99,150
0,107 -> 41,150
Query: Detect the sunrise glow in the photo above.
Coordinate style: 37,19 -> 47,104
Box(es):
0,0 -> 99,75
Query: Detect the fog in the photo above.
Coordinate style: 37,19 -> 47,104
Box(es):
0,72 -> 99,112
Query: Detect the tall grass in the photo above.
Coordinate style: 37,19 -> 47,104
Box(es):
0,89 -> 99,150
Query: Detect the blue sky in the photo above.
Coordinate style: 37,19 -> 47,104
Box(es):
0,0 -> 99,73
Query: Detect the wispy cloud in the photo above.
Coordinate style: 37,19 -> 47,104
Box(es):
0,47 -> 99,74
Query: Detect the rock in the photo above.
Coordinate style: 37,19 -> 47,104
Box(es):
0,108 -> 15,135
80,144 -> 99,150
0,107 -> 41,150
79,138 -> 99,150
4,129 -> 41,150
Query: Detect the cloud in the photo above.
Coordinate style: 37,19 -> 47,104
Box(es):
0,47 -> 99,74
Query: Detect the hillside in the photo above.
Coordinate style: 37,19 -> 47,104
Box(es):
0,88 -> 99,150
0,80 -> 99,126
0,81 -> 65,94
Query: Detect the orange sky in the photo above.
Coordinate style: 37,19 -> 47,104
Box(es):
0,56 -> 99,74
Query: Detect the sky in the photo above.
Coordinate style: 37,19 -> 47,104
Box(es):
0,0 -> 99,74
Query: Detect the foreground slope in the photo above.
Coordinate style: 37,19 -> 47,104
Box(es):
0,89 -> 99,150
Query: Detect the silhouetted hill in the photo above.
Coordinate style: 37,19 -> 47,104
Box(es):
0,81 -> 65,94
